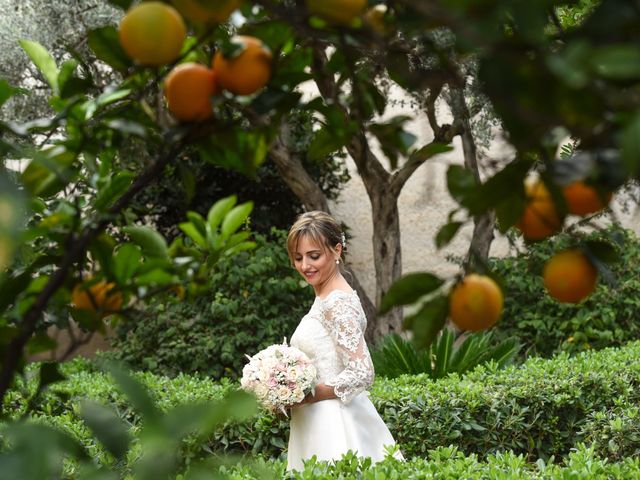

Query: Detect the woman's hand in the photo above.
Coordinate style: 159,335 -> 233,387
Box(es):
292,383 -> 337,408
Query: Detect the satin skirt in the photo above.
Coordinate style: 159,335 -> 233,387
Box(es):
286,392 -> 404,471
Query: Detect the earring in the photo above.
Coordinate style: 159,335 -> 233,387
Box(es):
335,259 -> 340,264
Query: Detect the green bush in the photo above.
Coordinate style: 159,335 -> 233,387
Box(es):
371,330 -> 520,379
6,342 -> 640,465
489,226 -> 640,358
579,405 -> 640,462
223,446 -> 640,479
111,229 -> 312,379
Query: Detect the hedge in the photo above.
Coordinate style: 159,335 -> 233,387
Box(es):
4,341 -> 640,465
223,446 -> 640,479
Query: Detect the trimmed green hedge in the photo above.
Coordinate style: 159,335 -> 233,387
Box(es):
223,446 -> 640,479
5,341 -> 640,465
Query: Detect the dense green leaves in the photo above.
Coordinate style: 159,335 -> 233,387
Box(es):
371,330 -> 519,379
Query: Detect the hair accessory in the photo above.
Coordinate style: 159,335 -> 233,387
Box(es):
340,232 -> 346,249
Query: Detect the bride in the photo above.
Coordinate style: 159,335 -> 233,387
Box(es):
286,211 -> 404,471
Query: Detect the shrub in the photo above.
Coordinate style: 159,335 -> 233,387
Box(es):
111,229 -> 312,379
6,342 -> 640,465
579,405 -> 640,462
489,226 -> 640,359
371,329 -> 520,379
223,446 -> 640,479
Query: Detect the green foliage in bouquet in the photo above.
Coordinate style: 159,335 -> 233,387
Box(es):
371,329 -> 520,379
489,226 -> 640,359
111,229 -> 311,379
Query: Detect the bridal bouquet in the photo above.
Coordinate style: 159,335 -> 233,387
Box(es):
240,339 -> 316,414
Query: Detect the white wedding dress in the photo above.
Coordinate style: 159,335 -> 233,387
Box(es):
287,289 -> 404,471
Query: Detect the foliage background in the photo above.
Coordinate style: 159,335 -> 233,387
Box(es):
111,229 -> 312,379
490,226 -> 640,359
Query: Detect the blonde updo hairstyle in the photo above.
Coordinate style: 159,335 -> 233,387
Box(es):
286,211 -> 347,266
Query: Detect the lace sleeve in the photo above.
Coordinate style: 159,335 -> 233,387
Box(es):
320,292 -> 374,404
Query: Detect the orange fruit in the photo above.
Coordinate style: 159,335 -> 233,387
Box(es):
212,36 -> 272,96
72,279 -> 124,317
516,179 -> 562,241
306,0 -> 367,25
119,2 -> 186,66
543,249 -> 597,303
171,0 -> 242,24
449,274 -> 504,332
563,181 -> 612,216
164,63 -> 219,121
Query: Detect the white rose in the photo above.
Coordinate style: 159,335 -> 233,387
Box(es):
292,387 -> 305,403
254,384 -> 268,399
277,385 -> 292,401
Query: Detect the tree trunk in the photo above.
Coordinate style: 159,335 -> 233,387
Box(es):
448,86 -> 496,272
369,192 -> 403,340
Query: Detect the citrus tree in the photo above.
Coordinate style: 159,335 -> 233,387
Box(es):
0,0 -> 637,423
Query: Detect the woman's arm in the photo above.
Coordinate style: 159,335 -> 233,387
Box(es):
294,383 -> 337,406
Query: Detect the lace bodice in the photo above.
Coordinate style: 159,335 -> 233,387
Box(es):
290,289 -> 374,404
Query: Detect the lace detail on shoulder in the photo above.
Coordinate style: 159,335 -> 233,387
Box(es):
319,291 -> 374,404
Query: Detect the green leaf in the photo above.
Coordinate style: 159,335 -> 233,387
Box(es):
19,39 -> 59,93
221,202 -> 253,240
0,423 -> 87,479
369,116 -> 417,170
591,45 -> 640,80
94,171 -> 135,211
404,295 -> 449,350
21,147 -> 76,198
80,401 -> 131,459
26,333 -> 56,355
410,142 -> 454,162
621,113 -> 640,176
436,222 -> 463,249
447,165 -> 478,205
87,26 -> 132,72
57,59 -> 92,99
35,362 -> 66,392
102,362 -> 160,421
433,329 -> 454,378
0,269 -> 36,314
187,211 -> 207,237
122,226 -> 168,259
308,127 -> 350,161
380,273 -> 444,314
113,244 -> 142,283
0,78 -> 26,109
207,195 -> 237,233
106,119 -> 147,138
179,222 -> 207,249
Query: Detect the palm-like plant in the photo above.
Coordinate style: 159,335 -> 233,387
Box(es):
371,329 -> 520,380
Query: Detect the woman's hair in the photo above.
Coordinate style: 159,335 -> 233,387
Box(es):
286,211 -> 347,264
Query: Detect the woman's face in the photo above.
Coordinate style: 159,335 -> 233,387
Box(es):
292,235 -> 340,289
